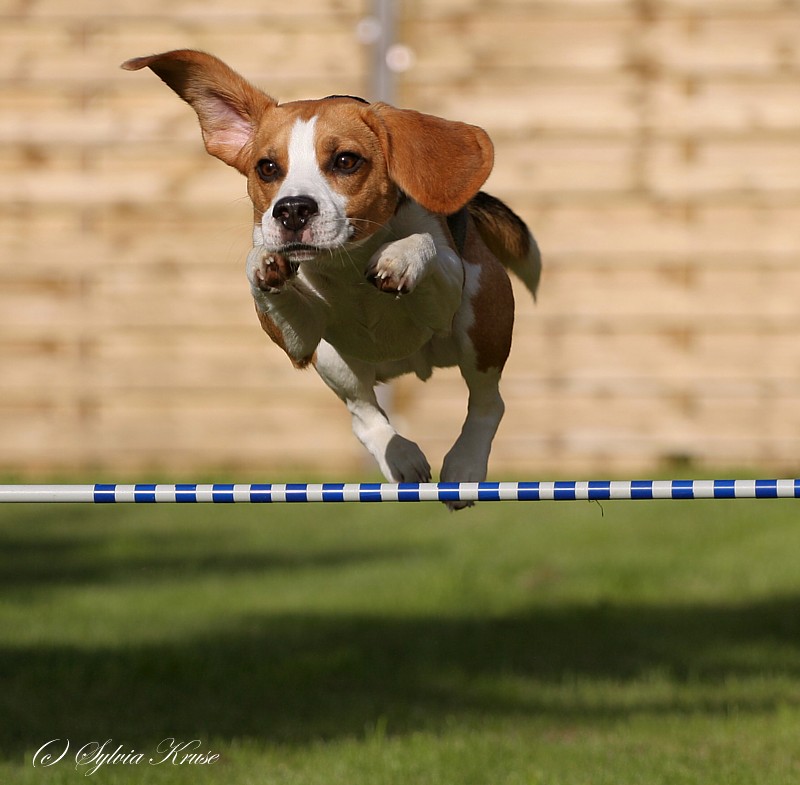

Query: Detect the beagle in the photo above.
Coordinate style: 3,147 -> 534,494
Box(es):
123,50 -> 541,507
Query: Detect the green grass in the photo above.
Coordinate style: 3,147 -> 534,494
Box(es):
1,493 -> 800,783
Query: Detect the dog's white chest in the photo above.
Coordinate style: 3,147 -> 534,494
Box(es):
301,266 -> 440,362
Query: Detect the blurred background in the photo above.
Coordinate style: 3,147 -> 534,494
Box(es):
1,0 -> 799,480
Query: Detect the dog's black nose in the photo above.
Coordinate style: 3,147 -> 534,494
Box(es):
272,196 -> 319,232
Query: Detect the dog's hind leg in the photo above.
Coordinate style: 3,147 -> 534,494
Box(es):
440,364 -> 505,502
314,340 -> 432,483
439,240 -> 515,507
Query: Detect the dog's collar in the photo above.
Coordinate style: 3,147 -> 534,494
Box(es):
323,94 -> 370,104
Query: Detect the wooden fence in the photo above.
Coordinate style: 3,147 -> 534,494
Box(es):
1,0 -> 799,478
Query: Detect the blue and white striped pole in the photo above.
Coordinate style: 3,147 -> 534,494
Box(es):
0,479 -> 798,504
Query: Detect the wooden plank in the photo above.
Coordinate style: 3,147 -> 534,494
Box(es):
91,399 -> 355,465
648,139 -> 800,196
518,202 -> 800,256
410,17 -> 636,78
648,77 -> 800,134
1,21 -> 366,85
90,334 -> 311,394
9,0 -> 365,20
645,15 -> 800,77
485,138 -> 639,196
410,78 -> 639,135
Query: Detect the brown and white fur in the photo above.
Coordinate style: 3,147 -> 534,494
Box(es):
122,50 -> 541,507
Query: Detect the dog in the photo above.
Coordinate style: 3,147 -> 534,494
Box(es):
122,50 -> 541,507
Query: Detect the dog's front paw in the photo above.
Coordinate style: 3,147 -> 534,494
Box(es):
383,435 -> 432,483
366,234 -> 436,295
247,247 -> 297,294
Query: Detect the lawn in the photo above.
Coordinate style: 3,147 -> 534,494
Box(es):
1,490 -> 799,783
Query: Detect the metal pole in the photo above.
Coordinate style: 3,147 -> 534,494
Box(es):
373,0 -> 396,104
359,0 -> 412,104
1,480 -> 798,504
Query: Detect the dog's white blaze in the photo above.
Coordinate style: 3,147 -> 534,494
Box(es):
272,116 -> 347,213
261,116 -> 349,247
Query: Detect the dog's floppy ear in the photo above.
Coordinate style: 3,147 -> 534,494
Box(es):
122,49 -> 275,174
365,103 -> 494,215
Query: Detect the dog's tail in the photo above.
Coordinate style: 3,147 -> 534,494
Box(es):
466,191 -> 541,300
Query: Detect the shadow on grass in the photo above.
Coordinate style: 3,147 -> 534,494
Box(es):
3,597 -> 800,755
0,536 -> 423,589
0,504 -> 436,590
2,502 -> 800,758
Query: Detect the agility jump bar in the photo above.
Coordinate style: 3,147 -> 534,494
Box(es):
0,479 -> 798,504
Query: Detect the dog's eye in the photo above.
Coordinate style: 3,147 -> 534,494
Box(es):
256,158 -> 281,182
332,152 -> 363,174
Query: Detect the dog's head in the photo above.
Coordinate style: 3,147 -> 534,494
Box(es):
123,50 -> 494,263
